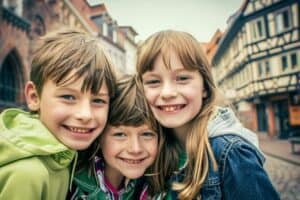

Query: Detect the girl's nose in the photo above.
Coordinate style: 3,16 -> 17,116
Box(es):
128,137 -> 143,154
161,82 -> 177,99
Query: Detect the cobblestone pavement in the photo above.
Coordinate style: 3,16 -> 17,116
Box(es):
264,155 -> 300,200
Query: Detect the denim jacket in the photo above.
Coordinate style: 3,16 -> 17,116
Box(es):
156,107 -> 280,200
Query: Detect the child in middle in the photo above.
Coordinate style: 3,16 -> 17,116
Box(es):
68,75 -> 163,200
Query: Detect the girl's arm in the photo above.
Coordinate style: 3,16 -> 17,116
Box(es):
221,137 -> 280,200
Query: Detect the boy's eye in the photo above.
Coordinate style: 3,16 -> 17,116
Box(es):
92,98 -> 107,105
60,95 -> 75,100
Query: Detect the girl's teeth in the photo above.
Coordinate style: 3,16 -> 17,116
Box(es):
122,159 -> 142,164
162,105 -> 181,112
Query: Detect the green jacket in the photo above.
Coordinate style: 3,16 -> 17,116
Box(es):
0,108 -> 76,200
69,156 -> 148,200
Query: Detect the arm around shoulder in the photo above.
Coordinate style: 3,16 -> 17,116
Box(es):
220,137 -> 280,200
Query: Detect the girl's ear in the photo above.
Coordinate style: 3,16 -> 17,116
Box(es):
25,81 -> 40,111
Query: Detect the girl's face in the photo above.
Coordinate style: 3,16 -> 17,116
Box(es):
142,50 -> 207,141
100,124 -> 158,188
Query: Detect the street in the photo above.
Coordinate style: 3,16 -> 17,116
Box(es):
264,155 -> 300,200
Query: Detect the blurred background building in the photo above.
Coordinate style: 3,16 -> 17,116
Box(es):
0,0 -> 138,110
206,0 -> 300,139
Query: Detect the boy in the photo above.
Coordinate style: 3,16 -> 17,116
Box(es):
0,28 -> 117,200
69,75 -> 163,199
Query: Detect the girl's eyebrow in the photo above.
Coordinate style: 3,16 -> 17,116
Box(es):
143,72 -> 159,77
95,92 -> 109,96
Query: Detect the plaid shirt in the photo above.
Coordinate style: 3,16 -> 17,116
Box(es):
68,156 -> 148,200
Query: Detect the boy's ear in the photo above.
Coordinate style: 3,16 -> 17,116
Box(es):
25,81 -> 40,111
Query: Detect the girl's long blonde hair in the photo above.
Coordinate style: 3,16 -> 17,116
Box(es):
136,30 -> 218,199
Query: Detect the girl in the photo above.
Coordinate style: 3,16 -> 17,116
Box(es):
136,30 -> 279,199
68,75 -> 163,199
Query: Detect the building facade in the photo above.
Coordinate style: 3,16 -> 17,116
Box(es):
0,0 -> 138,110
212,0 -> 300,139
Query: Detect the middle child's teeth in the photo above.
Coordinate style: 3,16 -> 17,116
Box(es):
123,159 -> 142,164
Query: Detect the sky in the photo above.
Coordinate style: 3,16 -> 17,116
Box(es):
88,0 -> 244,42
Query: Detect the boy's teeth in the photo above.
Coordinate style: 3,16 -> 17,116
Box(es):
68,126 -> 90,133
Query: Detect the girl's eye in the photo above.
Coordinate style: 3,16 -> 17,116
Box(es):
143,79 -> 160,85
60,95 -> 75,100
176,75 -> 190,82
141,131 -> 157,139
113,132 -> 126,137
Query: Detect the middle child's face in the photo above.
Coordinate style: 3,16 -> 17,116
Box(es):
100,124 -> 158,188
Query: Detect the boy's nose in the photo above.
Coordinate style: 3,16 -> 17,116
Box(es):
75,101 -> 93,122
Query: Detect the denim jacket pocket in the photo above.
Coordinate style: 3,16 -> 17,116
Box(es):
201,171 -> 222,200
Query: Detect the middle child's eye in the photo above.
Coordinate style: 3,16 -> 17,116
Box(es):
141,131 -> 157,139
113,132 -> 126,137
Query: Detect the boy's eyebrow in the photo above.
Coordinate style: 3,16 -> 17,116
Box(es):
56,87 -> 109,96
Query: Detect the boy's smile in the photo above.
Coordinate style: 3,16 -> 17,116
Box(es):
25,75 -> 109,150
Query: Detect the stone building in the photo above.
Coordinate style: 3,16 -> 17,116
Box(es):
0,0 -> 138,110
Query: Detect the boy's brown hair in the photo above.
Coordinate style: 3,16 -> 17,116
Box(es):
31,27 -> 116,98
31,27 -> 118,168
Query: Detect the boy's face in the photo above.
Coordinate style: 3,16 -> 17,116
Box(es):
25,76 -> 109,150
100,124 -> 158,187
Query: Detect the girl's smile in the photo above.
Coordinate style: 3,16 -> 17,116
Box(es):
157,104 -> 186,112
142,49 -> 207,141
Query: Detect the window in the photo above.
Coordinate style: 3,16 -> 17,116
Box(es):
275,8 -> 292,33
91,16 -> 103,28
280,52 -> 299,71
265,61 -> 270,75
250,17 -> 266,41
102,23 -> 108,37
281,56 -> 288,71
257,60 -> 271,77
258,62 -> 263,76
291,53 -> 298,69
